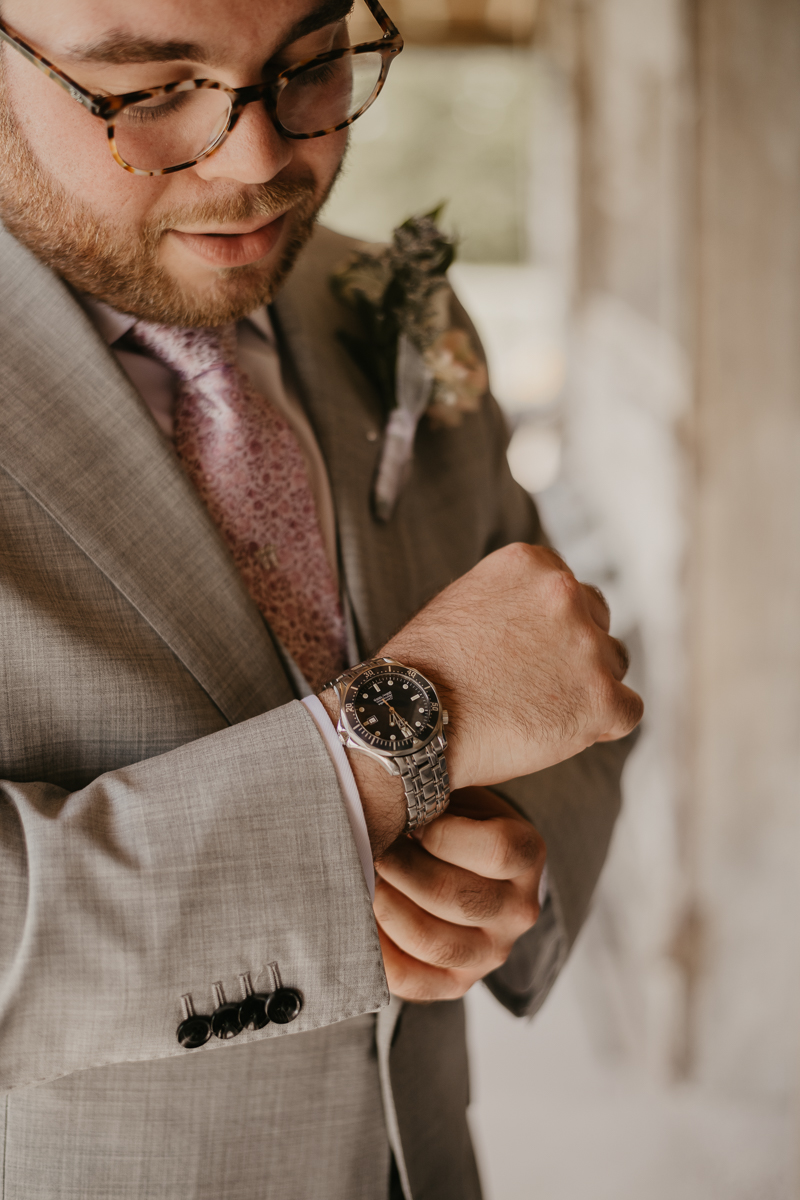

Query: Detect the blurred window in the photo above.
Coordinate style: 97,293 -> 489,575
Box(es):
322,6 -> 566,496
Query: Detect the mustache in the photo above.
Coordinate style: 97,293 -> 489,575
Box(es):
144,177 -> 318,244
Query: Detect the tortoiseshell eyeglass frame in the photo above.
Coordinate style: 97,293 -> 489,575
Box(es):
0,0 -> 403,176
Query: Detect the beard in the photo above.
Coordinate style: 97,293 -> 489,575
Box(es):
0,79 -> 338,327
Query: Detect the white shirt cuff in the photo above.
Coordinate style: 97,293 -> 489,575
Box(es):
302,695 -> 375,902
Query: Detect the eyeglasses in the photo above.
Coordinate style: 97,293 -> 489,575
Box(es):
0,0 -> 403,176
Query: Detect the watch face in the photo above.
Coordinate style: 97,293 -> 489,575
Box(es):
343,663 -> 441,755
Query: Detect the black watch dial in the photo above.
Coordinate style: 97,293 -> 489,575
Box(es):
343,664 -> 440,755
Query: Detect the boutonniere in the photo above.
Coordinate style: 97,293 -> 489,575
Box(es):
331,208 -> 488,521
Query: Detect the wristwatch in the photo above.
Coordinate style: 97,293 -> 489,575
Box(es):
322,657 -> 450,832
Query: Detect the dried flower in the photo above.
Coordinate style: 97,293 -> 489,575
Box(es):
331,208 -> 458,417
331,208 -> 488,519
425,329 -> 489,428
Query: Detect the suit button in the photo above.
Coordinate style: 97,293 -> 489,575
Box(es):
210,981 -> 242,1039
239,993 -> 270,1031
211,1002 -> 242,1039
267,987 -> 303,1024
177,1015 -> 212,1049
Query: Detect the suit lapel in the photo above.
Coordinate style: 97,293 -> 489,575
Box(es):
274,226 -> 434,656
0,224 -> 293,724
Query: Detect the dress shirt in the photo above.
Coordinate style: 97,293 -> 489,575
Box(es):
81,297 -> 374,899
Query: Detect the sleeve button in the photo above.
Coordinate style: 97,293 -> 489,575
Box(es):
239,993 -> 270,1031
176,1015 -> 212,1049
211,1003 -> 242,1039
210,981 -> 242,1039
267,988 -> 303,1024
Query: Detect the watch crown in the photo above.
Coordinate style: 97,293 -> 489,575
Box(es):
442,710 -> 449,726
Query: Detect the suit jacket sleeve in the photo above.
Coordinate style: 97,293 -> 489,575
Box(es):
0,705 -> 387,1091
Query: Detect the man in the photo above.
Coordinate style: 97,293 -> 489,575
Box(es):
0,0 -> 642,1196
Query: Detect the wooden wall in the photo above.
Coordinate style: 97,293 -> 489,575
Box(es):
691,0 -> 800,1098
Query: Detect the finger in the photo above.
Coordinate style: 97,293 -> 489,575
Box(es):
442,785 -> 518,822
599,634 -> 631,681
581,582 -> 611,632
416,812 -> 546,882
596,681 -> 644,740
377,838 -> 533,932
377,928 -> 477,1002
374,877 -> 501,972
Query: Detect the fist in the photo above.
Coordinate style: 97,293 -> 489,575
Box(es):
374,788 -> 546,1001
383,542 -> 643,792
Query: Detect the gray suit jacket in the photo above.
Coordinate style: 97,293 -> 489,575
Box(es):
0,221 -> 632,1200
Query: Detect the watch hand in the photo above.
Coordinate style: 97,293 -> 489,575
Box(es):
380,701 -> 415,738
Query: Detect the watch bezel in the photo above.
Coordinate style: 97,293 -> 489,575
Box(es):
337,659 -> 444,759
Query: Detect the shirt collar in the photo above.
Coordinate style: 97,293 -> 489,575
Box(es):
80,295 -> 275,349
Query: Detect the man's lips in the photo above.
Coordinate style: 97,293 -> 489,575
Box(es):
167,213 -> 287,267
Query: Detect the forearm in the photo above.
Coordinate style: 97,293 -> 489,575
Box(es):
0,701 -> 387,1090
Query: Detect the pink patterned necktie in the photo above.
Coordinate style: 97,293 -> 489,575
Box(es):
129,319 -> 346,692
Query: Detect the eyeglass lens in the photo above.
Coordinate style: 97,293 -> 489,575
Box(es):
112,50 -> 385,171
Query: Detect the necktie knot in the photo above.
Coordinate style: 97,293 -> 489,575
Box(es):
129,320 -> 238,383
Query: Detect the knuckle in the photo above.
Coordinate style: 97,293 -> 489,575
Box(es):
497,541 -> 535,575
481,826 -> 518,877
428,937 -> 479,971
429,871 -> 459,913
549,569 -> 581,613
518,894 -> 541,930
487,822 -> 542,877
456,879 -> 504,923
533,544 -> 568,571
404,922 -> 438,963
492,840 -> 521,879
520,826 -> 547,873
402,918 -> 448,966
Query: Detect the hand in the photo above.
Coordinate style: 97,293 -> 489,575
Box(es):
320,542 -> 642,856
374,788 -> 546,1001
382,543 -> 642,793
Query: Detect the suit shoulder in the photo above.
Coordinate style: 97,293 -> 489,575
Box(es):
287,224 -> 386,290
311,223 -> 386,259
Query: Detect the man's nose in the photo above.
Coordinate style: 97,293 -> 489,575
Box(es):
193,98 -> 292,185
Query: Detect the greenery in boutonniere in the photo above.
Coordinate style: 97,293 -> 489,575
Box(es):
331,207 -> 488,429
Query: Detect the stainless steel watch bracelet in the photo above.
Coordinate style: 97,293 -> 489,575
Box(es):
397,732 -> 450,831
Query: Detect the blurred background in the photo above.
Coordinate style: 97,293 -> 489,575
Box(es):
322,0 -> 800,1196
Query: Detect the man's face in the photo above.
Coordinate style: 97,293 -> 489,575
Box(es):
0,0 -> 350,324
